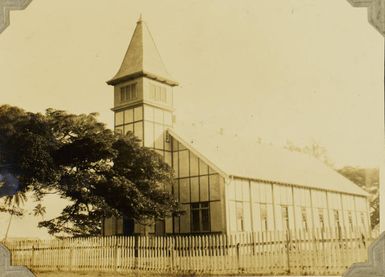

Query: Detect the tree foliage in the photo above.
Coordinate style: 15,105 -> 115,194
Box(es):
0,105 -> 180,237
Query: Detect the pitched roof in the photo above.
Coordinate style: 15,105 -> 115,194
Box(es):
168,127 -> 368,197
107,17 -> 178,86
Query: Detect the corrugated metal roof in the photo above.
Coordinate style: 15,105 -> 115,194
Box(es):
107,18 -> 178,86
168,127 -> 368,196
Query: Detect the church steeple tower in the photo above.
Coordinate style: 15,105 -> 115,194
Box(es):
107,17 -> 178,164
107,17 -> 178,87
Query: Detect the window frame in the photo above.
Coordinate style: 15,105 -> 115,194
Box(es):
281,205 -> 289,231
120,83 -> 138,103
236,201 -> 244,232
318,208 -> 325,230
190,202 -> 211,233
260,203 -> 268,231
301,207 -> 308,231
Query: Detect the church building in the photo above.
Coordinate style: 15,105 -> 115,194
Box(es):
102,18 -> 370,236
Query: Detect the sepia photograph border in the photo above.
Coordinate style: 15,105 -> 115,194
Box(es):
0,1 -> 384,276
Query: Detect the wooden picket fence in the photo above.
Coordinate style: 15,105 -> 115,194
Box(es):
5,227 -> 374,275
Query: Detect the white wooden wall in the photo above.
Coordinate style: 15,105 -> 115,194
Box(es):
226,178 -> 370,234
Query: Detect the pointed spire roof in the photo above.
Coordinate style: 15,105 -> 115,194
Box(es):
107,17 -> 178,86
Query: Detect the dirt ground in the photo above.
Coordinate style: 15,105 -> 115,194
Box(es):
34,272 -> 165,277
34,272 -> 197,277
35,273 -> 131,277
34,272 -> 337,277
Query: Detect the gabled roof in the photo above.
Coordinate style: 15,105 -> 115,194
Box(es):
168,127 -> 368,197
107,17 -> 178,86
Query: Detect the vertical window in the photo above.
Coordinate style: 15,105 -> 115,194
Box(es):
260,204 -> 268,231
132,83 -> 137,99
120,83 -> 138,102
334,209 -> 342,239
120,89 -> 125,102
301,207 -> 308,231
236,202 -> 244,232
348,211 -> 353,231
191,202 -> 210,232
149,83 -> 168,103
334,209 -> 341,228
282,206 -> 289,231
318,209 -> 325,230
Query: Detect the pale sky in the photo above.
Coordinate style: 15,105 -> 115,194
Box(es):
0,0 -> 383,168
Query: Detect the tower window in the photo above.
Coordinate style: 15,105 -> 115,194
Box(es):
120,83 -> 137,102
149,83 -> 167,103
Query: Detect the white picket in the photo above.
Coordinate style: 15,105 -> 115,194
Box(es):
4,228 -> 373,275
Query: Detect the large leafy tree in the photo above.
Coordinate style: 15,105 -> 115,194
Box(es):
0,105 -> 180,237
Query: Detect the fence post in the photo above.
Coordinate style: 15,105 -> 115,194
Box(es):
169,237 -> 174,271
69,241 -> 73,271
114,237 -> 119,272
134,235 -> 139,270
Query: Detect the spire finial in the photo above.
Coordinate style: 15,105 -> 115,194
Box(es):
137,14 -> 142,23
